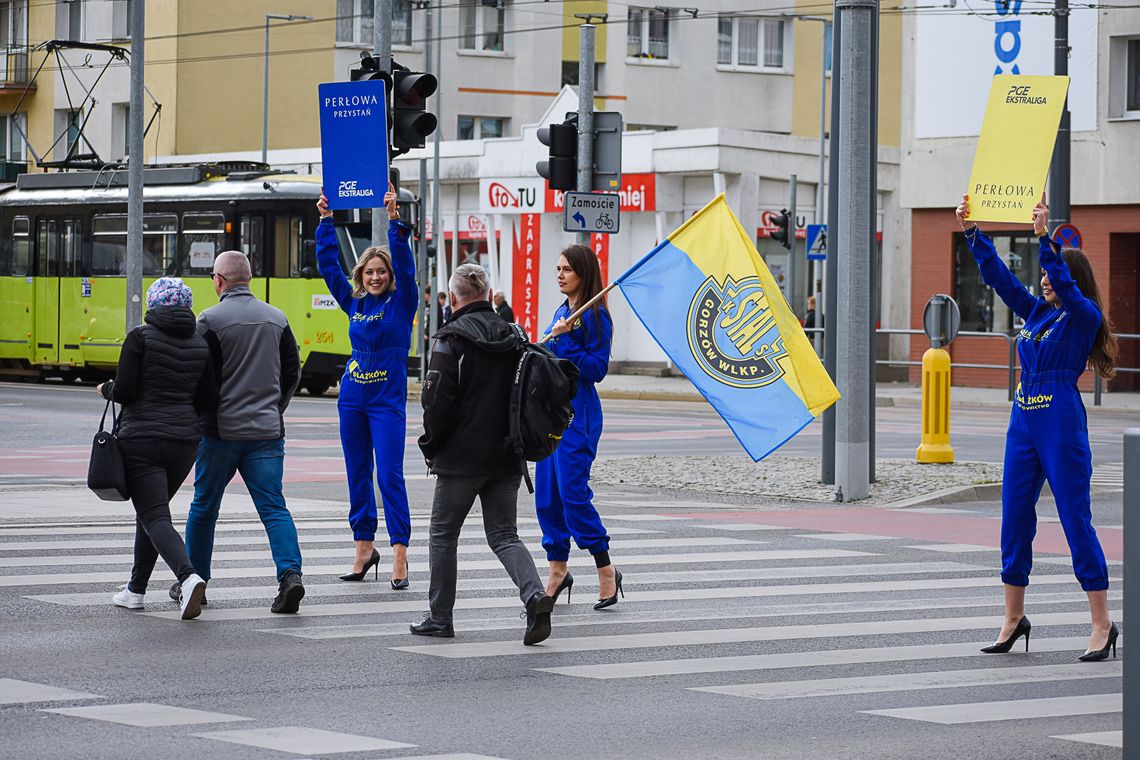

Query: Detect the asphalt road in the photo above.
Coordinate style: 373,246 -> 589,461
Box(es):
0,380 -> 1131,759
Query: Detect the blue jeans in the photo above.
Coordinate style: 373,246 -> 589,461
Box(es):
185,436 -> 302,582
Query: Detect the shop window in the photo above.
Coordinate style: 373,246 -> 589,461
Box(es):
954,231 -> 1040,333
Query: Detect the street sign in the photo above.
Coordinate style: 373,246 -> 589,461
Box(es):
562,191 -> 620,234
1053,223 -> 1082,249
806,224 -> 827,261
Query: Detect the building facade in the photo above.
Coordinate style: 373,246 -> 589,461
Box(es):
900,8 -> 1140,390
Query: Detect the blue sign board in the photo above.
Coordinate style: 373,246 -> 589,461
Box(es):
318,80 -> 389,210
1053,223 -> 1082,250
806,224 -> 827,261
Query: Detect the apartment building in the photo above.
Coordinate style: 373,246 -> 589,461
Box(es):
900,8 -> 1140,390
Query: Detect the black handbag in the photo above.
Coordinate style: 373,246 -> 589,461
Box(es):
87,396 -> 129,502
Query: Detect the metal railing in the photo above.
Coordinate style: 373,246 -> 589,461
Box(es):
1,45 -> 30,85
803,328 -> 1140,407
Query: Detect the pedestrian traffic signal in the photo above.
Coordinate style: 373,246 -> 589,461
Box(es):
391,67 -> 438,156
536,118 -> 577,191
771,209 -> 792,250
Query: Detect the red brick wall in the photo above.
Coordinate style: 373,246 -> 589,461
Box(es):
908,206 -> 1140,389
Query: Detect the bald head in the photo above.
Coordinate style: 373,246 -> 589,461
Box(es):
213,251 -> 251,288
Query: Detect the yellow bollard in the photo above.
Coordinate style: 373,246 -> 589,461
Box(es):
916,346 -> 954,463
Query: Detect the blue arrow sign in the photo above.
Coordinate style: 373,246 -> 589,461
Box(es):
806,224 -> 827,261
572,211 -> 587,229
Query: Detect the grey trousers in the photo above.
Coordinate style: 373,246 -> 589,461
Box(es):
428,473 -> 544,625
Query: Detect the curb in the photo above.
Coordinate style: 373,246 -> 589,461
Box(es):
885,481 -> 1003,509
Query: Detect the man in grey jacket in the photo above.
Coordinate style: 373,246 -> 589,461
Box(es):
177,250 -> 306,613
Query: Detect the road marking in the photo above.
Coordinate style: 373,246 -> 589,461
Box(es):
197,726 -> 416,754
0,678 -> 102,705
25,562 -> 982,606
864,693 -> 1121,724
794,533 -> 900,542
537,636 -> 1100,679
43,703 -> 252,727
0,537 -> 764,568
0,549 -> 872,588
391,610 -> 1119,659
907,544 -> 996,553
691,662 -> 1121,700
1050,731 -> 1122,749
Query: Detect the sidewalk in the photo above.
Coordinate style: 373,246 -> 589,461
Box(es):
590,374 -> 1140,414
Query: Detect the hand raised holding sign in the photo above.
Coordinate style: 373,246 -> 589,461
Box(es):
1032,192 -> 1049,238
385,182 -> 399,221
955,194 -> 976,232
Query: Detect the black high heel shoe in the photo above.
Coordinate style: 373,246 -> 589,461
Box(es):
339,548 -> 381,582
980,616 -> 1031,653
551,572 -> 574,604
593,569 -> 623,611
391,559 -> 410,590
1078,622 -> 1119,662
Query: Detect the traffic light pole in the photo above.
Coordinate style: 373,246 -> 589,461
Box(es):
1048,0 -> 1070,227
788,174 -> 799,318
576,24 -> 596,246
372,0 -> 392,247
125,0 -> 145,332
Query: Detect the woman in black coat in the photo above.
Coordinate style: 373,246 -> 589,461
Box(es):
97,277 -> 218,620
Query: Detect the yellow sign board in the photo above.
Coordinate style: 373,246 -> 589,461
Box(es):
966,75 -> 1070,224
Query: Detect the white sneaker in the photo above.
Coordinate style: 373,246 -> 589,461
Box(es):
179,574 -> 206,620
112,585 -> 145,610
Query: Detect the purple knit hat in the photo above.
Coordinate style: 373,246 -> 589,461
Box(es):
146,277 -> 193,309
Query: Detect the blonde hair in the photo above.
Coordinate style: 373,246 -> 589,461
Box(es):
351,247 -> 395,298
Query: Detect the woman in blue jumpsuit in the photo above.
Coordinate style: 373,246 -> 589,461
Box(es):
536,244 -> 622,610
958,194 -> 1118,661
316,185 -> 416,589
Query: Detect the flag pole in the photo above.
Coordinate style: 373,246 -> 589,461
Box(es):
537,282 -> 618,344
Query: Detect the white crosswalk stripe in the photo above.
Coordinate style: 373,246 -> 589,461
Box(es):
3,511 -> 1124,755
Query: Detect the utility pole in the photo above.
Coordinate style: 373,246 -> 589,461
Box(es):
576,24 -> 596,246
125,0 -> 145,332
418,157 -> 428,380
1048,0 -> 1070,227
430,0 -> 443,307
834,0 -> 877,503
822,12 -> 841,485
788,174 -> 798,315
372,0 -> 392,247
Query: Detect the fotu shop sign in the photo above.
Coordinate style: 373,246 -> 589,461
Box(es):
546,173 -> 656,212
479,178 -> 547,214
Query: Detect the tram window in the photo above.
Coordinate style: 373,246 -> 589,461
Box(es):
91,214 -> 127,276
182,212 -> 226,277
144,214 -> 178,275
36,218 -> 58,277
239,215 -> 265,277
273,215 -> 303,277
61,218 -> 80,277
3,216 -> 31,276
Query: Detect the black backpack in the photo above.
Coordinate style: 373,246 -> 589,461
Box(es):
506,323 -> 579,486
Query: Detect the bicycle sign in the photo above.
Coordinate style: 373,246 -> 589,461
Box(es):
562,191 -> 621,235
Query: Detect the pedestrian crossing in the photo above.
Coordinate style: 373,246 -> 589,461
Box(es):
1,507 -> 1125,757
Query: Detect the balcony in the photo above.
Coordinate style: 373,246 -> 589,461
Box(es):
0,46 -> 34,93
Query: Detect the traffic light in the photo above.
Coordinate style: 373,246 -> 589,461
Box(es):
349,52 -> 387,83
771,209 -> 792,250
536,117 -> 577,191
391,67 -> 438,156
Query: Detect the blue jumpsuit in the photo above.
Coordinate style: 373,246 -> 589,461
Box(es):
316,218 -> 416,546
966,228 -> 1108,592
535,303 -> 613,562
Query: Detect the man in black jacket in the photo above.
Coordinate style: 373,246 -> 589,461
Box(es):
412,263 -> 554,644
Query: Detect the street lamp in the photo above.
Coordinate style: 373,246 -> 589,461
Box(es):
262,13 -> 313,166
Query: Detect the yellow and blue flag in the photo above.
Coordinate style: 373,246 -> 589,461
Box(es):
615,194 -> 840,460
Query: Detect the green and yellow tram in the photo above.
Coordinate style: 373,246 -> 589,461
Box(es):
0,163 -> 416,395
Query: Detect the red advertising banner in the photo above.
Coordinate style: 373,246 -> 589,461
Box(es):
591,232 -> 610,284
545,172 -> 657,213
512,214 -> 541,339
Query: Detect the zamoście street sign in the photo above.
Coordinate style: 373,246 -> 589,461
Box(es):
562,192 -> 620,235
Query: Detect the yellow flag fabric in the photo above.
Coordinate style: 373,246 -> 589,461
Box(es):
967,74 -> 1070,224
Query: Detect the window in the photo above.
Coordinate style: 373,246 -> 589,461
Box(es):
112,103 -> 129,159
2,113 -> 26,161
955,232 -> 1040,333
2,215 -> 31,276
57,0 -> 81,42
91,213 -> 177,276
337,0 -> 412,47
457,115 -> 504,140
239,214 -> 265,277
112,0 -> 131,39
60,218 -> 79,276
717,16 -> 785,70
460,0 -> 504,53
36,218 -> 57,277
274,215 -> 303,277
628,7 -> 669,60
1129,38 -> 1140,112
824,22 -> 833,74
181,213 -> 226,277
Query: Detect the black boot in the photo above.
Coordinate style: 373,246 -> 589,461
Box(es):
271,570 -> 305,614
523,593 -> 554,645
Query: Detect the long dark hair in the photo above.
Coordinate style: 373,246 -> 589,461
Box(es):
560,243 -> 607,323
1061,248 -> 1117,379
